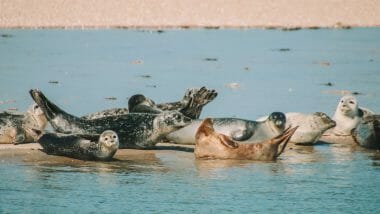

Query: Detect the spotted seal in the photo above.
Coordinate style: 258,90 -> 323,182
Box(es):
0,103 -> 47,144
352,115 -> 380,149
331,95 -> 374,135
81,87 -> 217,120
262,112 -> 336,145
194,118 -> 298,160
38,130 -> 119,161
167,112 -> 286,145
30,89 -> 191,149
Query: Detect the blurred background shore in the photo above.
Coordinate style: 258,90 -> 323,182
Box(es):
1,0 -> 380,28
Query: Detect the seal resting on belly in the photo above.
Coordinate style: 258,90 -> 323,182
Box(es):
38,130 -> 119,161
194,118 -> 298,161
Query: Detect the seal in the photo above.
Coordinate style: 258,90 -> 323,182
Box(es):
194,118 -> 298,161
352,115 -> 380,149
329,95 -> 373,136
29,89 -> 191,149
167,112 -> 286,145
38,130 -> 119,161
81,87 -> 217,120
0,103 -> 47,144
282,112 -> 336,145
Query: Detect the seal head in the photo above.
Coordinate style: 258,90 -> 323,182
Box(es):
332,95 -> 361,135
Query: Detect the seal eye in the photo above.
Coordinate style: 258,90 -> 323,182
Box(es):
34,105 -> 39,109
105,137 -> 108,141
349,101 -> 355,104
113,135 -> 117,139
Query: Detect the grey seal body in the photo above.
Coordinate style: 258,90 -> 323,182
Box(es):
352,115 -> 380,149
167,112 -> 286,145
80,87 -> 217,120
39,130 -> 119,161
30,89 -> 191,149
0,104 -> 47,144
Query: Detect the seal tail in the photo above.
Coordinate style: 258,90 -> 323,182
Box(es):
272,126 -> 299,158
29,89 -> 75,121
196,118 -> 215,140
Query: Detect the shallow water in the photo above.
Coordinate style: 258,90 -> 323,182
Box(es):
1,28 -> 380,213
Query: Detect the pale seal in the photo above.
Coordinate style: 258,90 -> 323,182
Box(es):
38,130 -> 119,161
29,89 -> 191,149
324,95 -> 374,137
81,87 -> 217,120
0,103 -> 47,144
282,112 -> 336,145
194,118 -> 298,161
352,115 -> 380,149
167,112 -> 286,145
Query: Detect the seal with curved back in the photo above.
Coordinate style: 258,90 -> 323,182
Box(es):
194,118 -> 298,161
81,87 -> 217,120
29,89 -> 191,149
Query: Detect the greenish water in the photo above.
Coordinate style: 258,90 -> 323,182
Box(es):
0,28 -> 380,213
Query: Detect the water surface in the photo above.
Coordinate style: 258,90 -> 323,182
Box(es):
0,28 -> 380,213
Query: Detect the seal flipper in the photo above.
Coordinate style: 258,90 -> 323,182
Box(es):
29,89 -> 77,121
219,134 -> 239,149
179,87 -> 218,119
273,126 -> 298,158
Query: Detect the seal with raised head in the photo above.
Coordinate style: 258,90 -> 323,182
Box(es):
194,118 -> 298,161
167,112 -> 286,145
352,115 -> 380,149
29,89 -> 191,149
81,87 -> 217,120
39,130 -> 119,161
282,112 -> 336,145
0,103 -> 47,144
329,95 -> 374,136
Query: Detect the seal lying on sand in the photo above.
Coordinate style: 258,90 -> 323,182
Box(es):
329,95 -> 374,136
281,112 -> 336,145
352,115 -> 380,149
81,87 -> 217,120
167,112 -> 286,145
39,130 -> 119,161
30,89 -> 191,149
0,104 -> 47,144
194,118 -> 298,161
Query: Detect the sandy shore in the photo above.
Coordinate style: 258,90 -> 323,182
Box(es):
1,0 -> 379,28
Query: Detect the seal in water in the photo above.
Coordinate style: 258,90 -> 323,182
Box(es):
81,87 -> 217,120
194,118 -> 298,161
0,103 -> 47,144
39,130 -> 119,161
280,112 -> 336,145
29,89 -> 191,149
167,112 -> 286,145
352,115 -> 380,149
